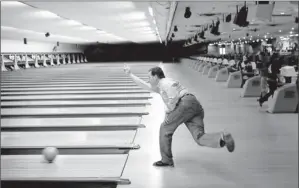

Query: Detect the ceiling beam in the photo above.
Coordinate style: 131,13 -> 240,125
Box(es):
165,1 -> 178,46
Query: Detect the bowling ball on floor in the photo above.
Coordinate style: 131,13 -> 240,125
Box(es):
42,147 -> 59,163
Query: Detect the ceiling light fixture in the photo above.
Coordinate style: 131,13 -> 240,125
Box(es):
52,34 -> 88,41
1,1 -> 25,6
131,26 -> 153,31
2,26 -> 44,35
96,30 -> 107,34
118,12 -> 147,21
148,6 -> 154,17
65,20 -> 82,26
33,10 -> 60,19
79,26 -> 97,30
140,31 -> 156,35
3,25 -> 90,42
1,26 -> 17,30
103,2 -> 135,9
123,21 -> 151,28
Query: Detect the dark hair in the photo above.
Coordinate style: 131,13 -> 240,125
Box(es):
272,52 -> 279,59
149,66 -> 165,79
247,55 -> 253,61
255,55 -> 260,62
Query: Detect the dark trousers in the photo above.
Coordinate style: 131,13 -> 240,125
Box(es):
160,94 -> 223,164
284,76 -> 292,84
240,72 -> 255,88
259,80 -> 277,103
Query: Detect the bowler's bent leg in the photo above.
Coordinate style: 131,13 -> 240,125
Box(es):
185,115 -> 224,148
185,100 -> 235,152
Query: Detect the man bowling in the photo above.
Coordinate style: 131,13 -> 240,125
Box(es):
124,64 -> 235,167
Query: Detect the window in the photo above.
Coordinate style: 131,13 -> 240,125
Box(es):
219,47 -> 226,55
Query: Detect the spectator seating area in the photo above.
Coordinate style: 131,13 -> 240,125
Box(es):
182,56 -> 298,114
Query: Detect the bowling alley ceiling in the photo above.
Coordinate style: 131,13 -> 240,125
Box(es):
169,1 -> 298,45
1,1 -> 170,44
1,1 -> 298,46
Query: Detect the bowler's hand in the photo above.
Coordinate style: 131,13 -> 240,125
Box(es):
124,64 -> 131,75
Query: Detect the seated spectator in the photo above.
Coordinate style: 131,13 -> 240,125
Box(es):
240,56 -> 255,88
257,52 -> 269,102
227,59 -> 239,72
258,53 -> 282,106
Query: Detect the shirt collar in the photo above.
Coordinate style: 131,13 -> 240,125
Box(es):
157,78 -> 165,88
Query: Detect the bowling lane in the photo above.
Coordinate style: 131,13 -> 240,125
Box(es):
1,72 -> 148,78
1,93 -> 152,101
1,83 -> 138,88
1,89 -> 149,96
1,154 -> 130,184
1,80 -> 137,86
1,117 -> 145,131
0,77 -> 149,83
1,106 -> 149,118
1,62 -> 157,187
1,99 -> 151,108
1,86 -> 142,91
1,131 -> 138,155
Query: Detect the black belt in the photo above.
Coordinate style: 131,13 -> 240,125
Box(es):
177,93 -> 194,101
176,93 -> 193,106
182,93 -> 194,97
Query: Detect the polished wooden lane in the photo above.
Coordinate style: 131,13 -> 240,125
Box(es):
1,154 -> 130,186
1,86 -> 142,92
1,106 -> 149,118
1,99 -> 151,108
0,78 -> 148,83
1,83 -> 138,88
1,89 -> 149,96
1,62 -> 158,188
1,81 -> 138,86
0,72 -> 148,76
1,93 -> 152,101
1,131 -> 139,155
1,116 -> 145,131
